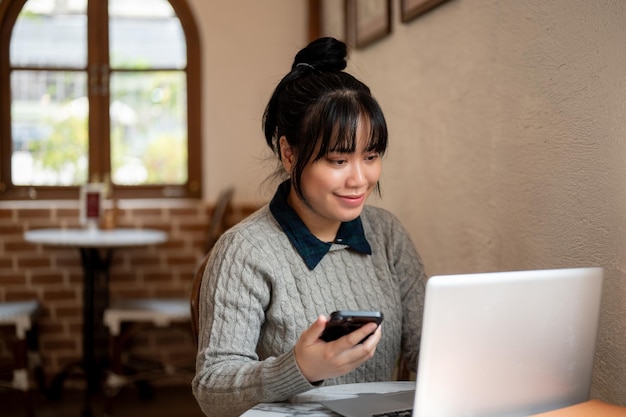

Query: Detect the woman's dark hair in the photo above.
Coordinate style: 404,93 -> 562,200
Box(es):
262,37 -> 388,201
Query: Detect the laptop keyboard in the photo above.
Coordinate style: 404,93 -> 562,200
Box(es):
372,409 -> 413,417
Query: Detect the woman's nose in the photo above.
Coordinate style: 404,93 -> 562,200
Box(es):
346,161 -> 367,187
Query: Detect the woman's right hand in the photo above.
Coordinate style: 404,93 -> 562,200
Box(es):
293,315 -> 382,383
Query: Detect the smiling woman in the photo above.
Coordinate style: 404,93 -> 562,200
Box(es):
0,0 -> 201,200
191,36 -> 428,417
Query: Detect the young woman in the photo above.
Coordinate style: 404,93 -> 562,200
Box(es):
192,37 -> 427,417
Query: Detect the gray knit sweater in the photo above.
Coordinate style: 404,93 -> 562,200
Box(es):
191,204 -> 427,417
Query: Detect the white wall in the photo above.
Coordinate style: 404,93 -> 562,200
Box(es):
185,0 -> 308,205
321,0 -> 626,406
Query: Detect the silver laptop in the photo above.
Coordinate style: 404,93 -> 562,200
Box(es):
321,267 -> 603,417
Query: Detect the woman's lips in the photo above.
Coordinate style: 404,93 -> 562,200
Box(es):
338,193 -> 365,206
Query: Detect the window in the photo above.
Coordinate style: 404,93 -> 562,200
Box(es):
0,0 -> 201,200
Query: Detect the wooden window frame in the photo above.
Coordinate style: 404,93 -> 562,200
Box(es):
0,0 -> 202,200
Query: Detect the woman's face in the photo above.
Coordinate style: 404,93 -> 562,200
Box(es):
281,118 -> 382,242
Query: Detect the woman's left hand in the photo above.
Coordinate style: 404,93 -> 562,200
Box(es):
293,315 -> 382,382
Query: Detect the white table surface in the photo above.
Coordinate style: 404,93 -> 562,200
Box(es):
23,227 -> 167,248
241,381 -> 415,417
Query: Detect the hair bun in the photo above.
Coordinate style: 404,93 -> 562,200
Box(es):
292,37 -> 347,72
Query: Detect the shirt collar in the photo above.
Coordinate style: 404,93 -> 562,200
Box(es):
269,180 -> 371,270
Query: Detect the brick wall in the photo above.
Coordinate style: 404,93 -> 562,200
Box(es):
0,200 -> 257,386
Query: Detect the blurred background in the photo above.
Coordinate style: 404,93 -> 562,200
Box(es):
1,0 -> 625,415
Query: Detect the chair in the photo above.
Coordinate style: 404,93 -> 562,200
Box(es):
0,300 -> 45,417
202,187 -> 235,254
189,251 -> 212,346
103,298 -> 191,400
102,187 -> 235,411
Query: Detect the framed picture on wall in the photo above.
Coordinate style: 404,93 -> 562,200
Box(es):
345,0 -> 392,49
401,0 -> 451,23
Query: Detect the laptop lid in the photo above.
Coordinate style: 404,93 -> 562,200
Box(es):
413,267 -> 603,417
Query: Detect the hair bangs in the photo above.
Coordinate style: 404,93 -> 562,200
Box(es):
311,92 -> 388,161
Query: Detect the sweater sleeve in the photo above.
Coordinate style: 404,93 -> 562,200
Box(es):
191,231 -> 315,417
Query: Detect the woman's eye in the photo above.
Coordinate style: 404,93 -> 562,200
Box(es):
365,153 -> 380,161
325,154 -> 347,165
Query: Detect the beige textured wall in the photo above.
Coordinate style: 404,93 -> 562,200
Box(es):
187,0 -> 626,403
185,0 -> 308,205
321,0 -> 626,406
3,0 -> 624,405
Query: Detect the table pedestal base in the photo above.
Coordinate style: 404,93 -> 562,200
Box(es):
47,248 -> 112,417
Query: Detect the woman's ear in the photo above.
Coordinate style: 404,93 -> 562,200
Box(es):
279,136 -> 294,173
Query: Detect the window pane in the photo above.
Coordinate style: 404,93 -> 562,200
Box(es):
11,0 -> 87,68
11,70 -> 88,186
110,71 -> 187,185
109,0 -> 186,69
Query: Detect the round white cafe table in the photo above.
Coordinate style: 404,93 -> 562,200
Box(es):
23,227 -> 167,417
241,381 -> 415,417
23,227 -> 168,248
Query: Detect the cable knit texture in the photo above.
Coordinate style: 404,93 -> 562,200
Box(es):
192,204 -> 427,417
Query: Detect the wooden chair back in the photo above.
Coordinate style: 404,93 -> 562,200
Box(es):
203,187 -> 235,253
190,250 -> 212,346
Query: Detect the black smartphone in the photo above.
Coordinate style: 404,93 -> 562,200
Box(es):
320,310 -> 384,343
